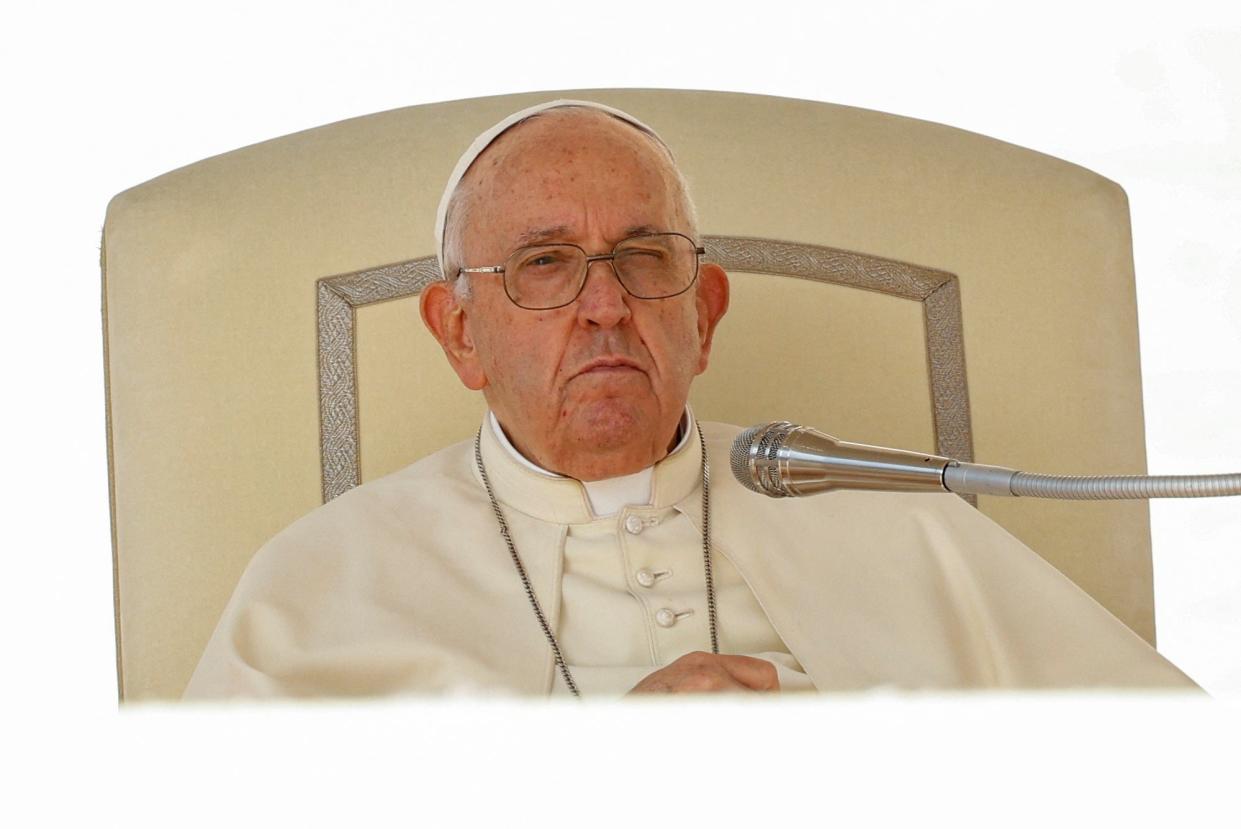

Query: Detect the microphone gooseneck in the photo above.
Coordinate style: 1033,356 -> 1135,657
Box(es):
731,421 -> 1241,500
1006,471 -> 1241,500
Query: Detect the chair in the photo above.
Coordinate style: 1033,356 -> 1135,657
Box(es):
102,89 -> 1156,700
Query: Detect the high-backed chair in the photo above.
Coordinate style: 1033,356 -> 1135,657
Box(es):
103,89 -> 1155,701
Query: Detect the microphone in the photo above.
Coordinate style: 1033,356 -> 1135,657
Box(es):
730,421 -> 1241,500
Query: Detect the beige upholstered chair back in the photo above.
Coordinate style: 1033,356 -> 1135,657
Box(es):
103,90 -> 1154,701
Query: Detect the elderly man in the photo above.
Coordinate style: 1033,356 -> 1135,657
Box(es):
184,100 -> 1196,698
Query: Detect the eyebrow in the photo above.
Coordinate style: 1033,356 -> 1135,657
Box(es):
512,224 -> 665,248
512,225 -> 572,247
622,224 -> 663,238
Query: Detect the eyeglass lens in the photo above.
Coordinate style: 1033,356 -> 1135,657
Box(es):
505,234 -> 698,309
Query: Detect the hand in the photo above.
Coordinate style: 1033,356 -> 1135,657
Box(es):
627,651 -> 781,695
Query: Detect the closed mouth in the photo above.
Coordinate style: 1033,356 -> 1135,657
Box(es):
575,357 -> 644,378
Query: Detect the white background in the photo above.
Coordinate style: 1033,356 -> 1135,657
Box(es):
2,1 -> 1238,824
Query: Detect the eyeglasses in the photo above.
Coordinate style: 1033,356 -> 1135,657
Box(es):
457,232 -> 706,310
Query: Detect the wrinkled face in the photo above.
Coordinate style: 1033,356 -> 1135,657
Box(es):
438,110 -> 727,480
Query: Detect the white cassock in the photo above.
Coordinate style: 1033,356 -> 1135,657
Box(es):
183,413 -> 1197,699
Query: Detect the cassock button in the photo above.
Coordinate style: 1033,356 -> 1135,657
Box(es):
636,568 -> 671,588
655,608 -> 693,628
624,515 -> 644,535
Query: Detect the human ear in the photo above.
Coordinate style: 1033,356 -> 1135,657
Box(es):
693,263 -> 730,374
419,280 -> 488,390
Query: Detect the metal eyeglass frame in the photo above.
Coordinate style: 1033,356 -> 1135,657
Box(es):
456,231 -> 707,310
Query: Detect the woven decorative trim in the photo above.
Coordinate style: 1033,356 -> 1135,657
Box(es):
317,237 -> 974,503
702,237 -> 948,301
317,258 -> 442,502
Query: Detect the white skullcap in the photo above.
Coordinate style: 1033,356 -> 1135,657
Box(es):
433,99 -> 670,278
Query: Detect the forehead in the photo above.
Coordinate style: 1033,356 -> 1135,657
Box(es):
464,110 -> 681,250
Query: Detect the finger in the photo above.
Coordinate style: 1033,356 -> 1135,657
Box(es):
669,651 -> 780,691
713,654 -> 781,691
629,665 -> 750,694
627,652 -> 783,694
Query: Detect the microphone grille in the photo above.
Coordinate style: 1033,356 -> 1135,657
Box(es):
730,421 -> 798,496
730,424 -> 767,493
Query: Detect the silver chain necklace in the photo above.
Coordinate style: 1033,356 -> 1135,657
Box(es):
474,427 -> 719,697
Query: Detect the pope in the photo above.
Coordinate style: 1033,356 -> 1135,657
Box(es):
184,100 -> 1197,698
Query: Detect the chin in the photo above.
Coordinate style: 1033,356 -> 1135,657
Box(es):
579,403 -> 640,444
564,398 -> 658,453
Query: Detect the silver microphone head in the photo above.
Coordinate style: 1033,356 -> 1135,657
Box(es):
732,421 -> 953,498
730,421 -> 799,497
730,424 -> 766,494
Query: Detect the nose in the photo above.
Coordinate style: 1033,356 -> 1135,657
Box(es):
575,257 -> 631,328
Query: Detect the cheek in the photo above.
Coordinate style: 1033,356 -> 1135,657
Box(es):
648,306 -> 704,382
476,311 -> 564,393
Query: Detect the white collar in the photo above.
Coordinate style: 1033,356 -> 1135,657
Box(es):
487,408 -> 694,518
